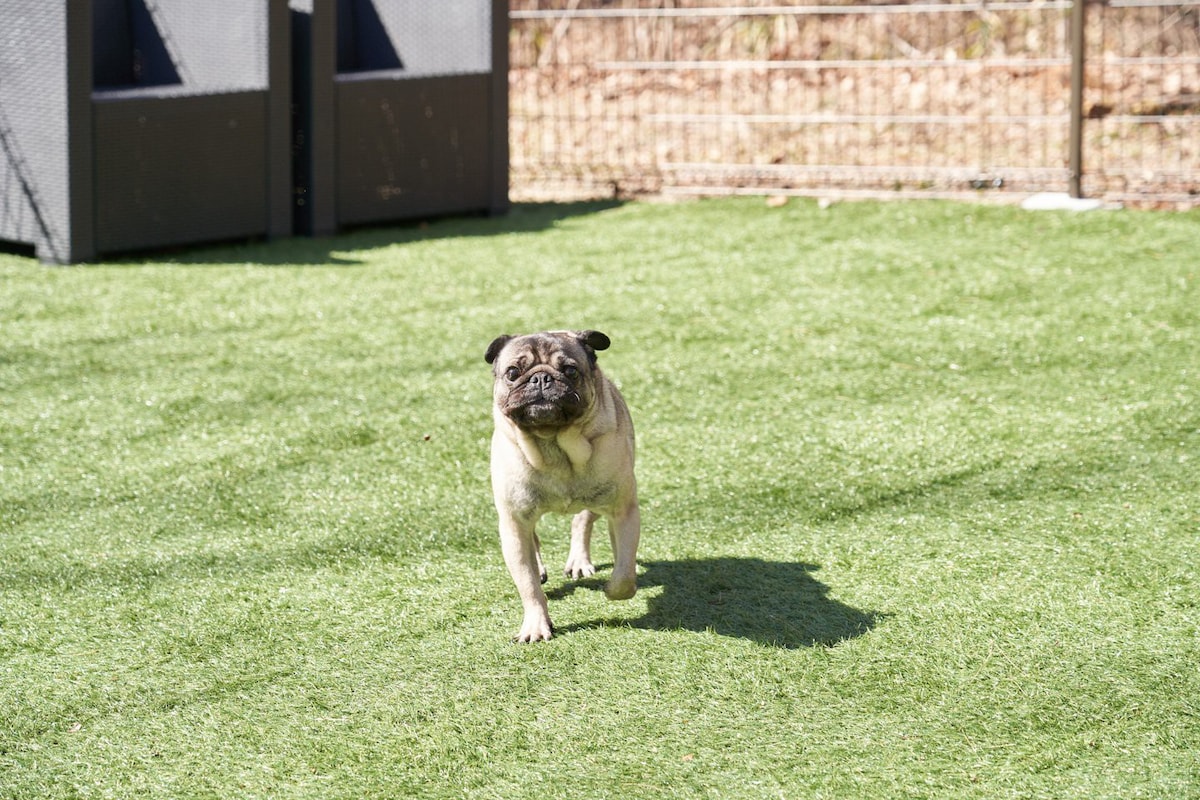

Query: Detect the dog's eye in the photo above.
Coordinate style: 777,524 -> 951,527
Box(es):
505,367 -> 520,382
562,365 -> 579,379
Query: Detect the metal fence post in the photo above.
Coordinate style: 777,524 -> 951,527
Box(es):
1069,0 -> 1087,198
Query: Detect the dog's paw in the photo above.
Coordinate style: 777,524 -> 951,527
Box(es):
563,555 -> 596,580
514,612 -> 554,643
604,576 -> 637,601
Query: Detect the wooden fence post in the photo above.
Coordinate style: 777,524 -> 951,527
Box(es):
1069,0 -> 1087,198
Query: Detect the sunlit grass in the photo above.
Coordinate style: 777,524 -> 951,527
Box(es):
2,198 -> 1197,798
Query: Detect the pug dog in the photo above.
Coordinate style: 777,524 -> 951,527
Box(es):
485,330 -> 640,642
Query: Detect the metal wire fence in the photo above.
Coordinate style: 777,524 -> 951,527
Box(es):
509,0 -> 1200,207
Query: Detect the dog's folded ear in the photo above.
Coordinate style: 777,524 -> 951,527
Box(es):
577,330 -> 611,353
576,330 -> 610,365
485,335 -> 513,365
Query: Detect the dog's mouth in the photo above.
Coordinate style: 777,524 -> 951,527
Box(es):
509,397 -> 584,429
506,386 -> 586,430
513,401 -> 569,426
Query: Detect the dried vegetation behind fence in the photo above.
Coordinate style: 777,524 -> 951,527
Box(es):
509,0 -> 1200,207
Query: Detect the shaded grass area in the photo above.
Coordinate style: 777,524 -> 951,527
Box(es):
1,198 -> 1198,798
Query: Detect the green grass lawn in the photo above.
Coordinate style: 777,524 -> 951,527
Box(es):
1,198 -> 1197,798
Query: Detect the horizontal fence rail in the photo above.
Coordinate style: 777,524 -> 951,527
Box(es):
509,0 -> 1200,207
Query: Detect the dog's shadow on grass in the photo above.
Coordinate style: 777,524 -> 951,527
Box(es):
551,558 -> 883,648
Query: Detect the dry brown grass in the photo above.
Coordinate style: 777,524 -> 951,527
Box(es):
509,1 -> 1200,207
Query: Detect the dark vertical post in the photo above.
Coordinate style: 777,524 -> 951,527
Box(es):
490,0 -> 510,216
289,0 -> 336,236
309,0 -> 336,235
1068,0 -> 1086,198
66,0 -> 95,262
290,2 -> 313,235
268,0 -> 293,239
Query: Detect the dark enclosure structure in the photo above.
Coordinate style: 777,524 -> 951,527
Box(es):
1,0 -> 508,263
0,0 -> 292,263
290,0 -> 509,235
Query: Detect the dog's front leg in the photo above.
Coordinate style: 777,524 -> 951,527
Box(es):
605,500 -> 640,601
498,514 -> 554,642
564,510 -> 598,579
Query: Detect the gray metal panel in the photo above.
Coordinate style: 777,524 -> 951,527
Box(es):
93,91 -> 270,254
293,0 -> 508,232
339,0 -> 491,78
142,0 -> 272,91
1,0 -> 288,262
334,73 -> 491,225
0,1 -> 94,262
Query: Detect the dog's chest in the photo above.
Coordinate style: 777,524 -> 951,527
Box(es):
537,474 -> 615,515
520,451 -> 617,516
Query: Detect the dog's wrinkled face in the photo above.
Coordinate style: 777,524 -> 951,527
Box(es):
486,330 -> 611,431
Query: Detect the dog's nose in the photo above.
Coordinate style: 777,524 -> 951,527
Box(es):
528,372 -> 553,391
